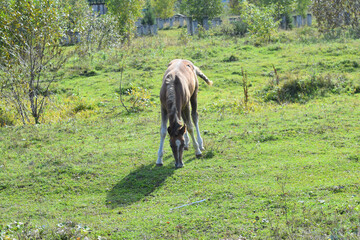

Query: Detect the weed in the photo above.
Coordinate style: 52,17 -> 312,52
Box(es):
241,68 -> 249,109
73,100 -> 94,113
348,155 -> 359,162
126,86 -> 155,112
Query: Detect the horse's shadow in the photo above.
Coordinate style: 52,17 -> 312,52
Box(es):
106,156 -> 176,209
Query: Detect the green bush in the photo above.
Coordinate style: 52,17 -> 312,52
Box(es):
240,1 -> 280,43
348,25 -> 360,39
213,20 -> 247,37
197,25 -> 210,39
141,0 -> 156,26
73,100 -> 94,113
260,74 -> 358,103
217,21 -> 235,36
232,20 -> 248,37
0,107 -> 15,127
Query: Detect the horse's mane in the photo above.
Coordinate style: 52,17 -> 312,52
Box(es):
165,74 -> 181,133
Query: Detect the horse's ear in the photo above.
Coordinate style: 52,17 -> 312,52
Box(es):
167,126 -> 171,135
179,124 -> 186,135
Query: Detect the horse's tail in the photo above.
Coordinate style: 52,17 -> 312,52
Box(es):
195,66 -> 213,86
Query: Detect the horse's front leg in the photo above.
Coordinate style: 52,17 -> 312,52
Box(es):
191,95 -> 205,151
184,132 -> 190,150
157,108 -> 168,166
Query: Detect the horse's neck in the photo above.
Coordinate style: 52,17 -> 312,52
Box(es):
169,109 -> 181,126
167,82 -> 182,125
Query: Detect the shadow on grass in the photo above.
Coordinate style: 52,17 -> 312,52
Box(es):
106,156 -> 176,209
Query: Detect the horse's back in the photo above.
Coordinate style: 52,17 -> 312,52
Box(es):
160,59 -> 198,109
165,59 -> 196,82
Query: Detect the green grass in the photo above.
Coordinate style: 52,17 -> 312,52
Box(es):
1,28 -> 360,239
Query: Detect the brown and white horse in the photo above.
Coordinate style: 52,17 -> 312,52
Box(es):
157,59 -> 213,168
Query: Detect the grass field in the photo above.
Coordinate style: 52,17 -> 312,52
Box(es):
1,27 -> 360,239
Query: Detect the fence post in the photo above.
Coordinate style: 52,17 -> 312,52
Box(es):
193,20 -> 198,34
187,17 -> 193,35
169,17 -> 174,28
297,15 -> 302,27
179,17 -> 184,27
281,15 -> 286,29
307,14 -> 312,26
203,17 -> 209,30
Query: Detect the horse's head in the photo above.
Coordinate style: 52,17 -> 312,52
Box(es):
168,123 -> 186,168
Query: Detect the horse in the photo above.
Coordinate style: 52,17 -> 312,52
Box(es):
156,59 -> 213,168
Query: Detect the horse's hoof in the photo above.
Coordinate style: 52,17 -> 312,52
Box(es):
156,163 -> 163,167
196,154 -> 202,158
175,164 -> 184,168
200,147 -> 205,151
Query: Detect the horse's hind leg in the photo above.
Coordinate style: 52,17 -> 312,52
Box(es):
157,107 -> 168,166
191,94 -> 205,151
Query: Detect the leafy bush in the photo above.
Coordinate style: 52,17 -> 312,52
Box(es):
232,20 -> 248,37
0,106 -> 15,127
260,74 -> 359,103
348,25 -> 360,39
213,20 -> 247,37
223,55 -> 239,62
216,21 -> 235,36
141,0 -> 156,26
197,25 -> 210,39
240,1 -> 280,43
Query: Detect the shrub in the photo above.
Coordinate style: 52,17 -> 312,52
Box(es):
73,100 -> 94,113
197,25 -> 210,39
223,55 -> 239,62
240,1 -> 280,43
217,21 -> 235,36
0,106 -> 15,127
348,25 -> 360,39
141,0 -> 156,26
213,20 -> 247,37
259,74 -> 358,103
232,20 -> 248,37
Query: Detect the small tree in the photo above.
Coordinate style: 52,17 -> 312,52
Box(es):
0,0 -> 79,124
152,0 -> 177,19
240,1 -> 280,43
180,0 -> 223,24
86,13 -> 121,52
142,0 -> 156,25
229,0 -> 242,15
57,0 -> 91,44
105,0 -> 145,41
